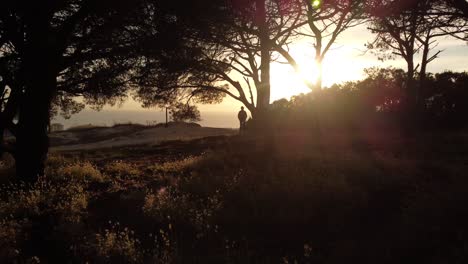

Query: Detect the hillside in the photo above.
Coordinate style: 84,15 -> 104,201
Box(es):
49,122 -> 236,151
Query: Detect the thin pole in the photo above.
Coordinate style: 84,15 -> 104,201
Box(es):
165,107 -> 168,127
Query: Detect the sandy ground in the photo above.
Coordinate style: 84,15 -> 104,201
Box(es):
50,124 -> 236,151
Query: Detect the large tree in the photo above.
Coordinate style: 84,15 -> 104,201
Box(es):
0,0 -> 170,181
134,0 -> 306,120
367,0 -> 468,111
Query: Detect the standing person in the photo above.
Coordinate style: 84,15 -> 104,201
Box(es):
238,106 -> 247,133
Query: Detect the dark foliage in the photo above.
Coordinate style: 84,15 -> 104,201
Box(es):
256,68 -> 468,133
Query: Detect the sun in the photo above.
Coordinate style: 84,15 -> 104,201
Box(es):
270,46 -> 321,101
312,0 -> 321,8
269,40 -> 367,102
297,60 -> 321,86
269,63 -> 315,102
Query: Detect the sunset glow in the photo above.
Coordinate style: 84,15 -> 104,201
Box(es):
269,41 -> 366,101
3,2 -> 468,261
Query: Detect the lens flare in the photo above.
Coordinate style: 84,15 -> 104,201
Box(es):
312,0 -> 321,8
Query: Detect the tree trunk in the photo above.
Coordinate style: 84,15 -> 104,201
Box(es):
406,57 -> 416,106
404,54 -> 419,129
0,95 -> 17,156
0,83 -> 6,157
0,127 -> 4,157
305,2 -> 323,92
419,41 -> 430,110
15,71 -> 55,182
256,0 -> 271,116
407,14 -> 418,112
15,12 -> 57,182
316,56 -> 323,91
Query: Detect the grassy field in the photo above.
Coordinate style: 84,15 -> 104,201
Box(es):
1,129 -> 468,263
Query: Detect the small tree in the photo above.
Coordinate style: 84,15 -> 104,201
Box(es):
169,103 -> 201,123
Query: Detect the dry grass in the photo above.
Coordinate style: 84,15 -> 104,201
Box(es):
1,131 -> 468,263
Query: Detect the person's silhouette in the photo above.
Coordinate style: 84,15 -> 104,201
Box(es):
238,106 -> 247,133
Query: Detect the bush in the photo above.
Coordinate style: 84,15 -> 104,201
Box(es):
0,180 -> 88,223
49,161 -> 104,182
103,161 -> 141,179
85,224 -> 144,263
0,179 -> 89,262
0,218 -> 29,260
143,184 -> 223,239
0,153 -> 15,169
149,156 -> 202,175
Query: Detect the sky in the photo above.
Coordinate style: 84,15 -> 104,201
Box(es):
54,25 -> 468,129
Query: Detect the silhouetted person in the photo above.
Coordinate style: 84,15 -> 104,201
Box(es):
238,106 -> 247,133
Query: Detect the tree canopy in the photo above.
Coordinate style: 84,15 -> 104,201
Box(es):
0,0 -> 184,180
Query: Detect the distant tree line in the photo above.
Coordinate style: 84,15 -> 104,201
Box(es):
0,0 -> 467,181
267,68 -> 468,133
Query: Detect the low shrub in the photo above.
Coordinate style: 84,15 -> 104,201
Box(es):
49,161 -> 104,182
0,180 -> 88,223
86,224 -> 144,263
0,153 -> 15,169
103,161 -> 141,179
0,218 -> 29,261
149,156 -> 202,175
